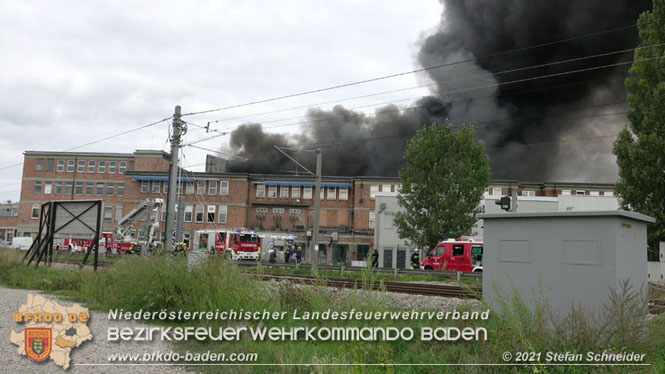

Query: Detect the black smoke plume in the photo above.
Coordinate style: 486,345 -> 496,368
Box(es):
225,0 -> 651,182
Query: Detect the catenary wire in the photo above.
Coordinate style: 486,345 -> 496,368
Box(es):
181,22 -> 644,118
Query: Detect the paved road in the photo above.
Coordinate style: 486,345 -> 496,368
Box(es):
1,286 -> 190,373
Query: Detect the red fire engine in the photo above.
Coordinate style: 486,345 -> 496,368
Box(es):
195,229 -> 262,260
420,238 -> 483,272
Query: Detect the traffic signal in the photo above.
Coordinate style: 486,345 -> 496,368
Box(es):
496,196 -> 511,211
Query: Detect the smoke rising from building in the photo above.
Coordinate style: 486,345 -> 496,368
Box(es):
223,0 -> 651,181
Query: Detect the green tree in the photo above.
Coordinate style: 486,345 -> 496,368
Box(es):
613,0 -> 665,259
394,121 -> 490,250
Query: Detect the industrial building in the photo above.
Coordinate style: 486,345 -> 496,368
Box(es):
2,149 -> 619,265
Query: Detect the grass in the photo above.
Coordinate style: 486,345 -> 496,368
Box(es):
1,248 -> 664,373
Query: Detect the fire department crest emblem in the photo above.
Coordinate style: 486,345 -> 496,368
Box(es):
25,328 -> 52,362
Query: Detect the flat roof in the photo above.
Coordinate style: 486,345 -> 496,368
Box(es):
479,210 -> 655,223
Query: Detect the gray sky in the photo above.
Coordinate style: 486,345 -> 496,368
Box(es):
0,1 -> 442,201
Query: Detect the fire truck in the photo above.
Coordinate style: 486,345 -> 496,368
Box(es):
420,238 -> 483,272
194,229 -> 261,260
53,199 -> 164,255
194,229 -> 296,261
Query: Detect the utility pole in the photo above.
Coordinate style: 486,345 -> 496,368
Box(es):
311,148 -> 322,274
164,105 -> 187,252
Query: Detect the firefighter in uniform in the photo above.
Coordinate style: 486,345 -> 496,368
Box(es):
410,249 -> 420,270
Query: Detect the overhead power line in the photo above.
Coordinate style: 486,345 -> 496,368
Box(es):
182,54 -> 659,148
202,42 -> 657,129
0,116 -> 173,172
182,22 -> 642,118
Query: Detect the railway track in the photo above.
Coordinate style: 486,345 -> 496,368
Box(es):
253,272 -> 481,299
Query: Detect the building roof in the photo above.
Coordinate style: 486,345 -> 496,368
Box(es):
479,210 -> 655,223
24,151 -> 134,157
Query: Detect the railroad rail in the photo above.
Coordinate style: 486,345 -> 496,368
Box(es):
238,261 -> 483,280
252,272 -> 481,299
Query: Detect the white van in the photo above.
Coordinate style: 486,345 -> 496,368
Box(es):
10,237 -> 33,251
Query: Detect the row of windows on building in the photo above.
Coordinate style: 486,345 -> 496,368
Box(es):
175,204 -> 229,224
33,181 -> 125,197
369,184 -> 401,199
35,159 -> 132,174
255,207 -> 302,215
487,188 -> 614,197
141,180 -> 230,196
256,185 -> 351,201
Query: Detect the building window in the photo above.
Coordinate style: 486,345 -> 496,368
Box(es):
575,190 -> 586,196
44,181 -> 52,195
320,187 -> 325,200
562,190 -> 572,196
54,182 -> 62,195
272,208 -> 284,214
88,160 -> 96,173
139,181 -> 148,193
292,186 -> 300,199
36,159 -> 44,171
220,181 -> 229,195
195,205 -> 204,223
115,206 -> 123,222
129,161 -> 134,171
303,187 -> 312,199
521,190 -> 535,197
98,160 -> 106,173
604,191 -> 614,197
96,183 -> 104,196
382,184 -> 391,193
289,208 -> 301,214
492,188 -> 502,196
370,185 -> 379,199
118,161 -> 127,174
207,205 -> 216,223
268,186 -> 277,198
163,183 -> 168,194
65,182 -> 72,195
184,205 -> 193,222
186,182 -> 195,194
327,187 -> 336,200
117,183 -> 125,196
196,181 -> 205,195
108,161 -> 116,173
46,159 -> 54,171
67,160 -> 75,172
256,184 -> 265,198
208,180 -> 217,195
152,181 -> 161,194
104,206 -> 113,222
106,183 -> 115,196
339,188 -> 348,200
56,160 -> 65,172
75,182 -> 83,195
256,207 -> 268,214
176,183 -> 182,194
369,211 -> 376,229
590,191 -> 600,196
34,181 -> 42,194
31,204 -> 39,219
85,182 -> 93,195
77,160 -> 85,173
280,186 -> 289,199
218,205 -> 228,224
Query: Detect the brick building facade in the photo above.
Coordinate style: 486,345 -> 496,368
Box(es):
10,149 -> 616,264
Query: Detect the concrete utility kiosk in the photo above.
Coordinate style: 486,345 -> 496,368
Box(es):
479,211 -> 655,316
